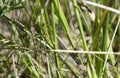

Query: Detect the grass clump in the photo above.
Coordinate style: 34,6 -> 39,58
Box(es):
0,0 -> 120,78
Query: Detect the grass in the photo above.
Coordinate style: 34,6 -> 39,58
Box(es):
0,0 -> 120,78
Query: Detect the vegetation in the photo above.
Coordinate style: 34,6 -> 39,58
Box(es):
0,0 -> 120,78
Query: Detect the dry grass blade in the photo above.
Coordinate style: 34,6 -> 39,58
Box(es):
85,1 -> 120,14
50,50 -> 120,55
